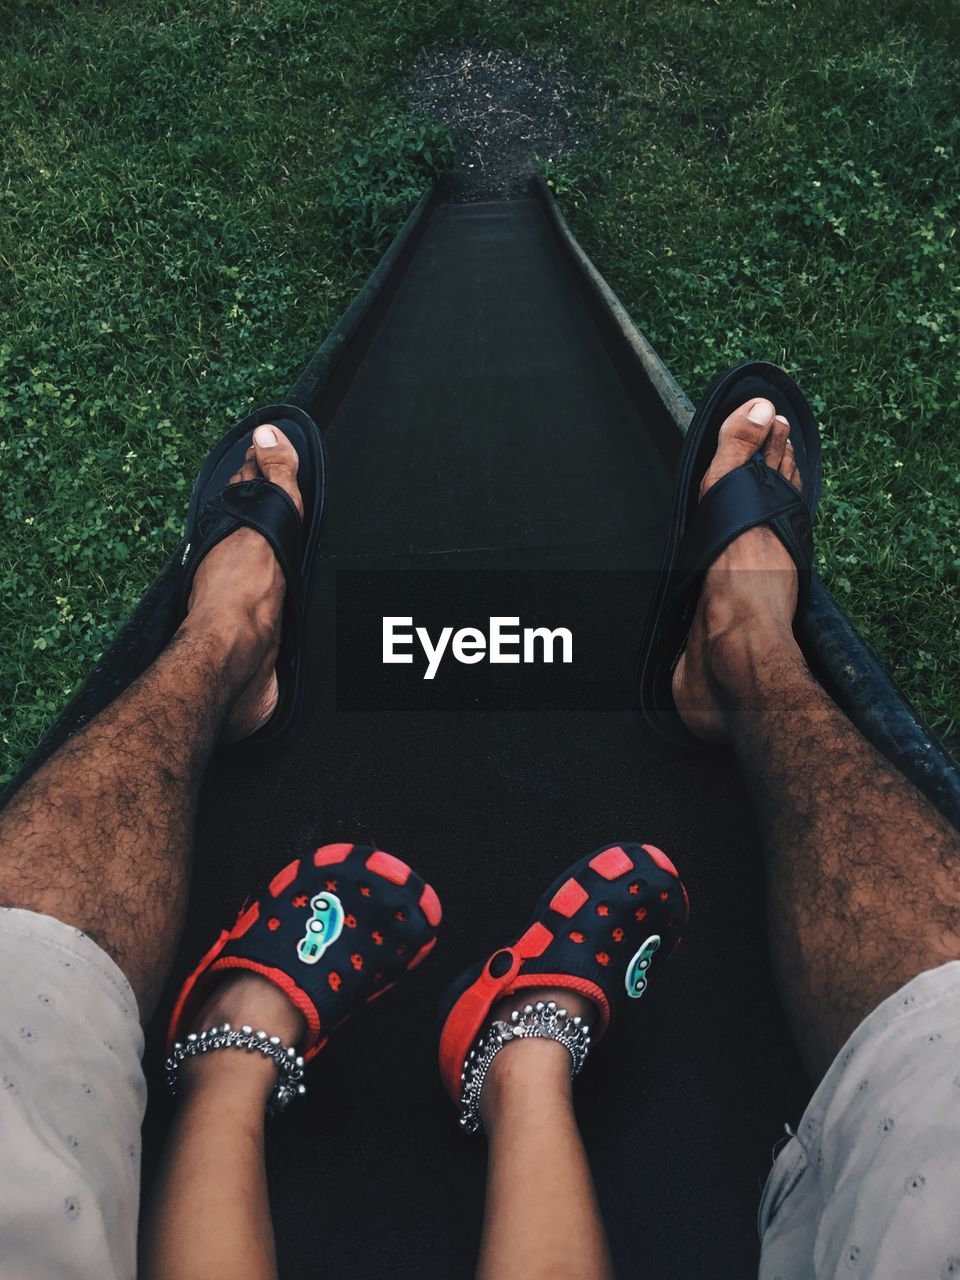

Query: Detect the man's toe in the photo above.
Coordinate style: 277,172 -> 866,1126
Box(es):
779,438 -> 803,491
762,413 -> 791,471
251,424 -> 303,518
700,397 -> 776,496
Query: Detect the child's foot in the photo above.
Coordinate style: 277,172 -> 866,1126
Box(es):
168,843 -> 443,1102
176,970 -> 307,1105
437,842 -> 688,1130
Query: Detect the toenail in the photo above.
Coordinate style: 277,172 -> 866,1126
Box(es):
254,425 -> 278,448
773,414 -> 789,429
747,400 -> 775,426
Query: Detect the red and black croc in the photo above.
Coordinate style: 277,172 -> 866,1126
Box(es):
437,841 -> 688,1107
169,842 -> 442,1061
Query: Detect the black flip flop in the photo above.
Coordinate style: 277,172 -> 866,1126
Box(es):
179,403 -> 326,760
634,361 -> 822,748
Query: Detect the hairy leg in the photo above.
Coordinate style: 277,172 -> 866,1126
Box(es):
142,972 -> 305,1280
0,622 -> 244,1015
0,423 -> 303,1018
476,990 -> 613,1280
673,396 -> 960,1080
713,629 -> 960,1080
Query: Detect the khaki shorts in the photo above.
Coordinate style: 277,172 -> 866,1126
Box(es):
758,960 -> 960,1280
2,907 -> 958,1278
0,908 -> 144,1280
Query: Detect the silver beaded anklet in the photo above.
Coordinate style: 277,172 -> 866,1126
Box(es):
458,1000 -> 592,1135
165,1022 -> 307,1114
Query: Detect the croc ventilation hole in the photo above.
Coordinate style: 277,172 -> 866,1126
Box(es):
395,909 -> 407,922
611,927 -> 624,942
292,894 -> 309,908
350,954 -> 363,970
372,931 -> 383,945
328,972 -> 341,991
344,914 -> 357,928
358,882 -> 373,898
659,891 -> 669,901
595,903 -> 610,917
324,879 -> 338,892
635,908 -> 647,921
596,951 -> 610,966
267,918 -> 280,931
569,931 -> 586,943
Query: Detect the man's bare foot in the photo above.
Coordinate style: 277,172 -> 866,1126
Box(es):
671,397 -> 805,743
181,424 -> 303,742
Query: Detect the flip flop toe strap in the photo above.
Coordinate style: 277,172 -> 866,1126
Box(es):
666,458 -> 813,651
179,479 -> 304,623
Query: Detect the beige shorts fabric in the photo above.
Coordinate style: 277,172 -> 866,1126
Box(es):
758,960 -> 960,1280
0,907 -> 145,1280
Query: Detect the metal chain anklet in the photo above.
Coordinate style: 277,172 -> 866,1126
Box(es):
458,1000 -> 592,1135
165,1022 -> 306,1114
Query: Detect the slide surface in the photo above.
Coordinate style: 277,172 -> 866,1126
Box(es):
142,198 -> 810,1276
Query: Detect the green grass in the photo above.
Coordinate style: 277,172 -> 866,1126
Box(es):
546,0 -> 960,751
2,0 -> 958,780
